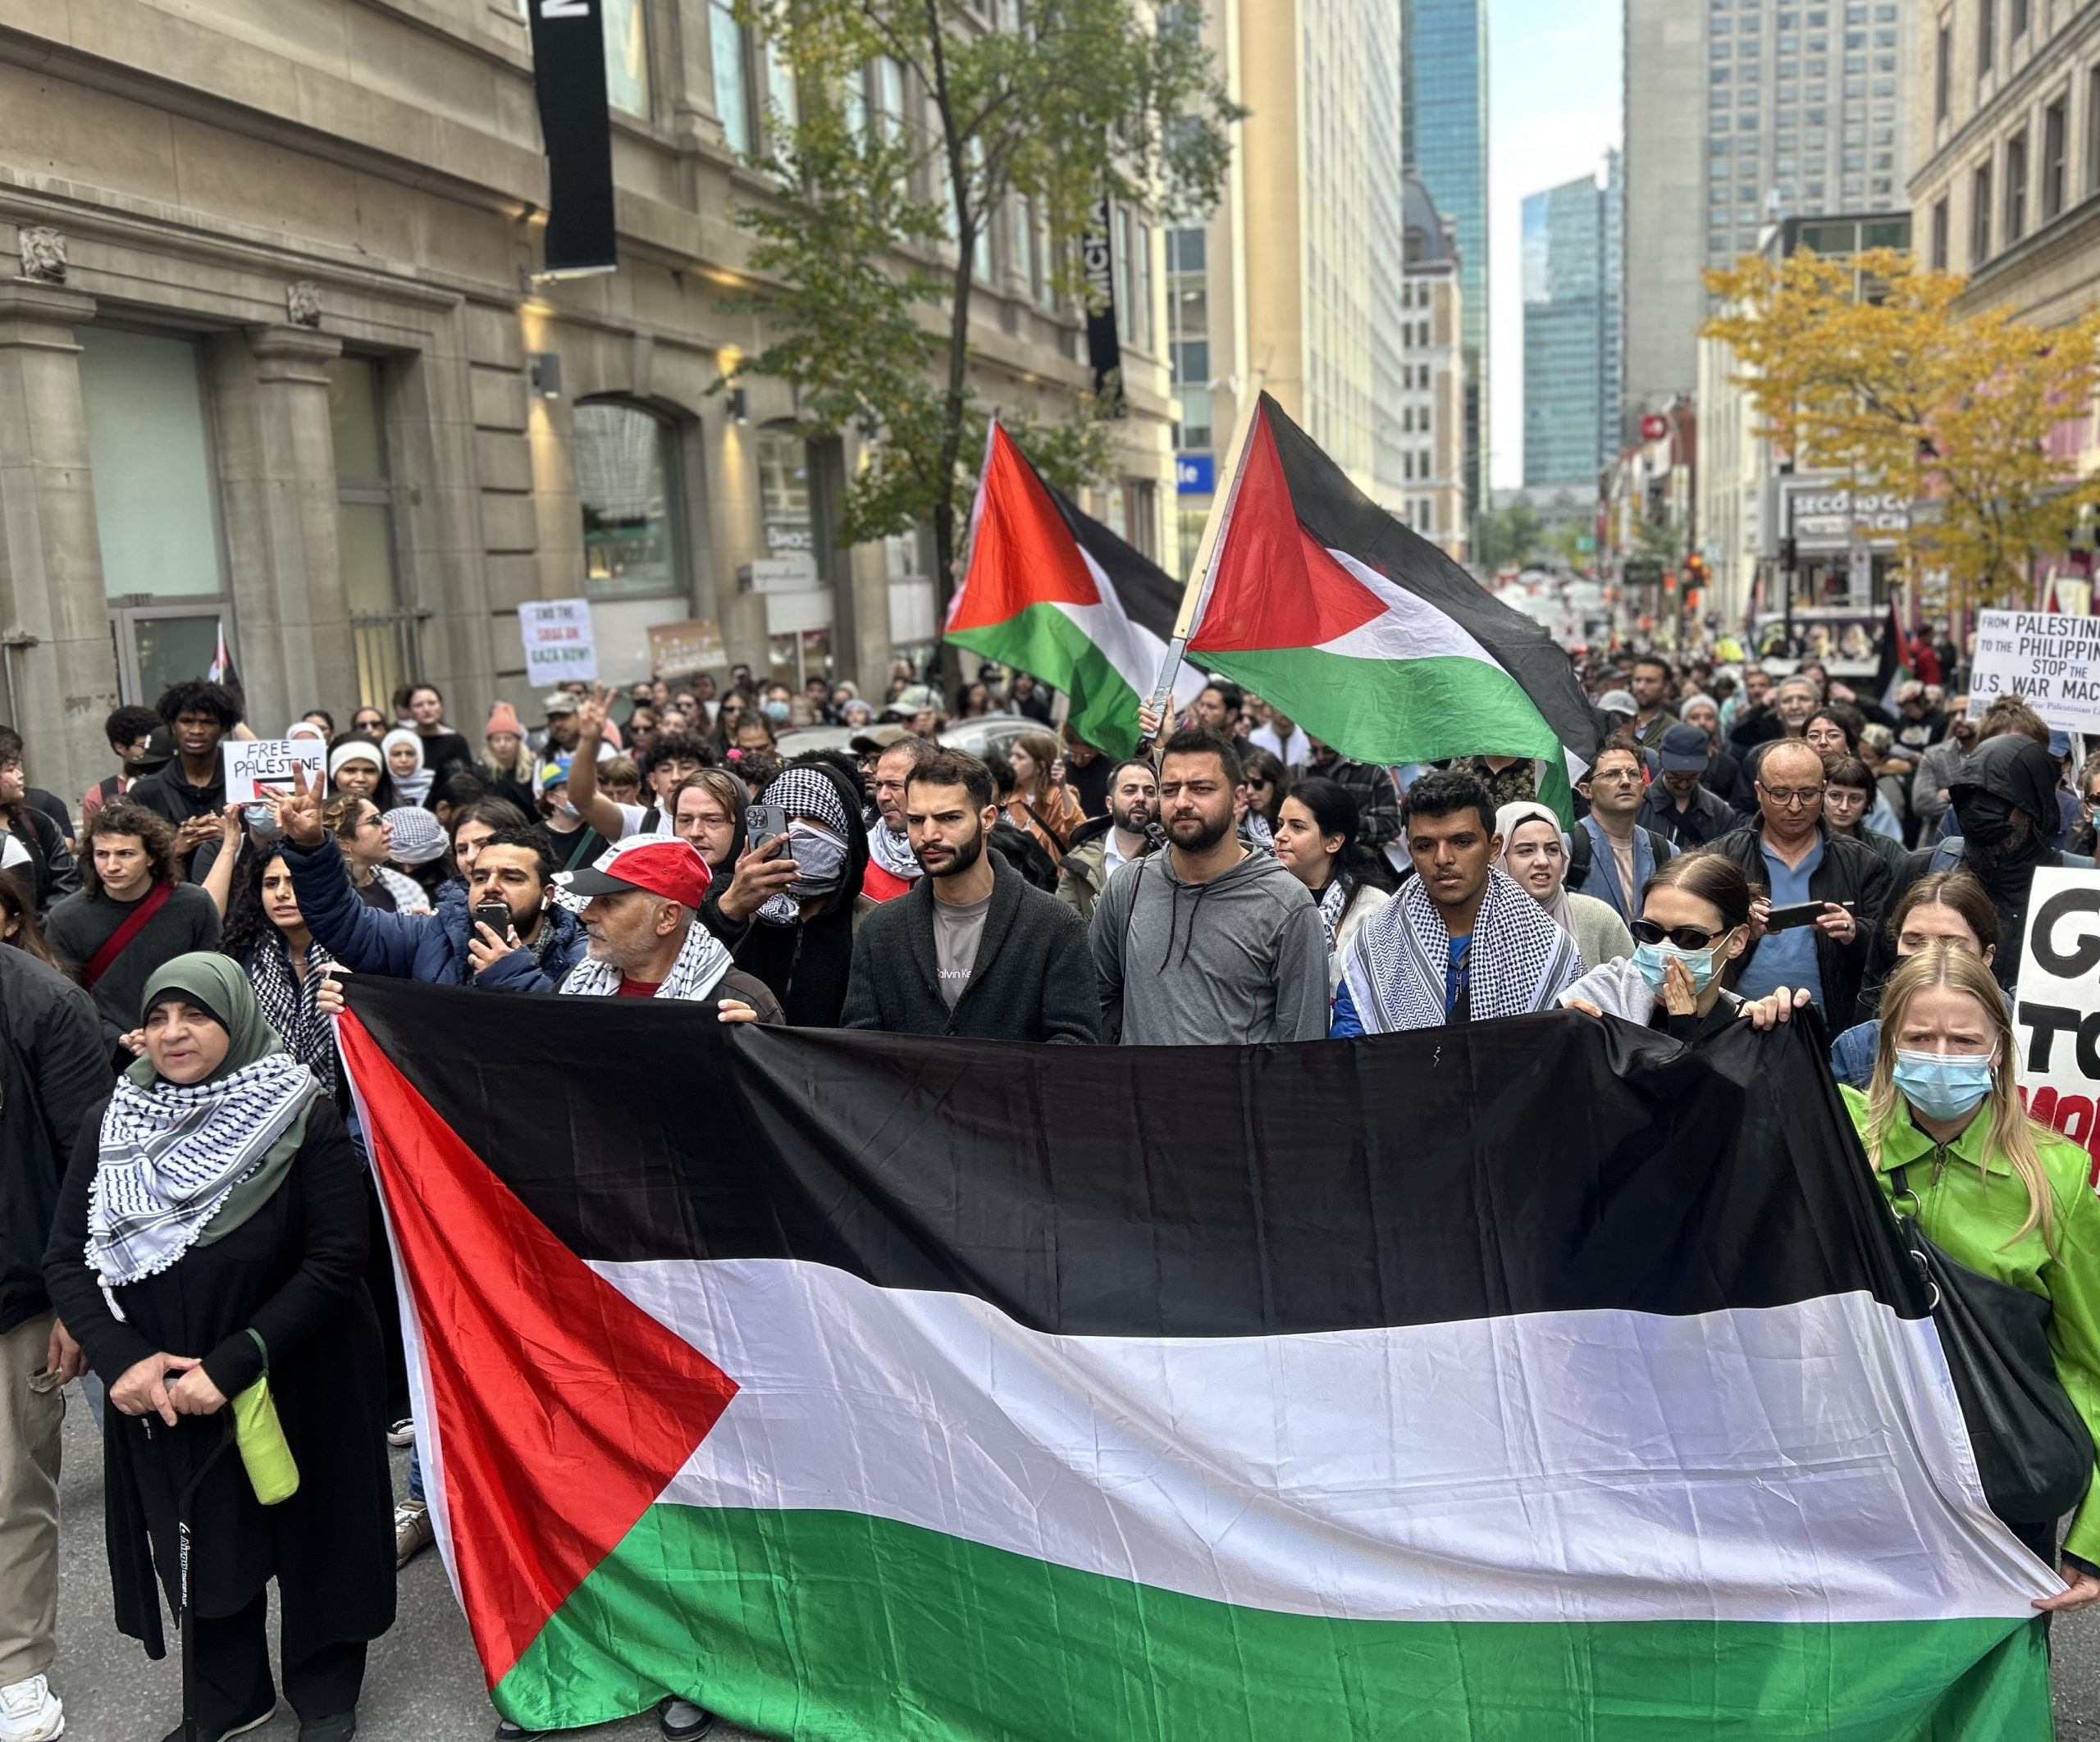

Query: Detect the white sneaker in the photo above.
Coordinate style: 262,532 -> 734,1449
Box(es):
0,1675 -> 63,1742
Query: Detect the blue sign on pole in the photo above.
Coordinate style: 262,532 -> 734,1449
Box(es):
1175,453 -> 1216,495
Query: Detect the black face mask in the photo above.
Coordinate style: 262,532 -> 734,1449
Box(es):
1954,792 -> 2034,866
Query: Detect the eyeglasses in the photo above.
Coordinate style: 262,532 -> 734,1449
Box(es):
1759,785 -> 1824,808
1631,918 -> 1727,951
1247,777 -> 1273,790
1589,768 -> 1643,785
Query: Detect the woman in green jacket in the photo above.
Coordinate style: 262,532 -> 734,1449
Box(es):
1842,940 -> 2100,1614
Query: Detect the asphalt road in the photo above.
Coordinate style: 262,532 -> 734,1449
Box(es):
45,1393 -> 2100,1740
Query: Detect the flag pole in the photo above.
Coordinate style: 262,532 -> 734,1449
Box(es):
1142,364 -> 1268,746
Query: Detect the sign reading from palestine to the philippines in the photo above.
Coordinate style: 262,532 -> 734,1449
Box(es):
336,974 -> 2057,1740
2016,866 -> 2100,1177
1966,610 -> 2100,736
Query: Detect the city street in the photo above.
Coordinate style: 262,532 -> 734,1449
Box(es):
43,1397 -> 2100,1740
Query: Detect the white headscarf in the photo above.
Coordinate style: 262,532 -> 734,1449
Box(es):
381,727 -> 432,806
1495,800 -> 1576,937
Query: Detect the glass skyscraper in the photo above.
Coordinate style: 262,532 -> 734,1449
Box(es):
1522,152 -> 1622,488
1402,0 -> 1488,536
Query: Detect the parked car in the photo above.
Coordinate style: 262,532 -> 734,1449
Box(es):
775,723 -> 859,759
938,714 -> 1038,762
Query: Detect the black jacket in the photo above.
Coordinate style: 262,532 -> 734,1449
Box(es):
1637,782 -> 1742,850
733,759 -> 870,1027
842,855 -> 1102,1042
0,949 -> 109,1333
1705,820 -> 1892,1032
6,805 -> 79,913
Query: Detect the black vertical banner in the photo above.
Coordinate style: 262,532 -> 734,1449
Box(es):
1080,195 -> 1125,417
527,0 -> 619,276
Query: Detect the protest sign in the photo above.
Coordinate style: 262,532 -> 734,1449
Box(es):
1965,611 -> 2100,736
223,737 -> 326,805
2014,866 -> 2100,1182
647,618 -> 725,677
520,598 -> 597,686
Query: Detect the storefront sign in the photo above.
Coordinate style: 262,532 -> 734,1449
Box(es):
222,737 -> 325,805
1080,194 -> 1125,416
1965,610 -> 2100,735
1176,453 -> 1215,495
647,618 -> 726,677
1780,483 -> 1909,550
2015,868 -> 2100,1177
747,555 -> 819,592
526,0 -> 618,276
519,598 -> 597,686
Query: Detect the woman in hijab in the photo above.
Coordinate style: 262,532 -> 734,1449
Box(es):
379,728 -> 432,809
1496,800 -> 1635,969
43,955 -> 391,1742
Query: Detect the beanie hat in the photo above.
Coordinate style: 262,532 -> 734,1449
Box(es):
486,700 -> 524,739
382,806 -> 448,866
329,739 -> 383,779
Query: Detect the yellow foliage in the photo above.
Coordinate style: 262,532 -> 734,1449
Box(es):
1701,248 -> 2100,611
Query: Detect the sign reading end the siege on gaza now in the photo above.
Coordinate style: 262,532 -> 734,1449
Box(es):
2016,867 -> 2100,1182
1966,611 -> 2100,736
519,598 -> 597,687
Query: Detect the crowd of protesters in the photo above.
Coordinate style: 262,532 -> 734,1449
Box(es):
2,631 -> 2098,1742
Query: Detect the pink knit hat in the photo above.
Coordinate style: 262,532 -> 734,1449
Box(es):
486,700 -> 524,738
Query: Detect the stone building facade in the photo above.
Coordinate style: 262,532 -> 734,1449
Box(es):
0,0 -> 1173,809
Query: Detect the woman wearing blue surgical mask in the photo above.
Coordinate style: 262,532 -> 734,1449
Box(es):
1559,852 -> 1779,1041
1843,942 -> 2100,1612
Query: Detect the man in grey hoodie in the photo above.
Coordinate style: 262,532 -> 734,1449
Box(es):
1089,727 -> 1330,1045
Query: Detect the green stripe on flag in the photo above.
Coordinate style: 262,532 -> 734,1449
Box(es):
494,1504 -> 2051,1740
1200,647 -> 1574,822
948,601 -> 1143,759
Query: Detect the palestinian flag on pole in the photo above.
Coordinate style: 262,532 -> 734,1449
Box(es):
1192,394 -> 1597,816
945,422 -> 1203,759
340,978 -> 2057,1740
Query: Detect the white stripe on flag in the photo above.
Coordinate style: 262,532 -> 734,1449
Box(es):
598,1257 -> 2052,1626
1055,548 -> 1205,708
1308,550 -> 1508,665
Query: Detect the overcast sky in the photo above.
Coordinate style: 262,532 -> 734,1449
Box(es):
1486,0 -> 1623,492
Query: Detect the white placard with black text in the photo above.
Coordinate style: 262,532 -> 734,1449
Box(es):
222,738 -> 326,805
519,598 -> 597,686
2014,866 -> 2100,1184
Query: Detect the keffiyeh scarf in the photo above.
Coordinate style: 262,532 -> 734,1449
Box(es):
1315,876 -> 1351,955
1340,868 -> 1582,1034
560,910 -> 734,1002
372,865 -> 432,916
866,815 -> 923,884
89,1056 -> 322,1288
247,935 -> 338,1074
756,764 -> 855,928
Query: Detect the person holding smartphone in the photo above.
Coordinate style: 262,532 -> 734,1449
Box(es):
1703,739 -> 1892,1032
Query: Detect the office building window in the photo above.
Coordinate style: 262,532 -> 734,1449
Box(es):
1930,196 -> 1950,269
603,0 -> 651,118
1979,0 -> 1994,74
574,402 -> 683,600
710,1 -> 751,154
1972,161 -> 1993,262
76,327 -> 225,601
2011,0 -> 2029,35
2006,130 -> 2028,242
329,357 -> 415,707
2044,98 -> 2068,219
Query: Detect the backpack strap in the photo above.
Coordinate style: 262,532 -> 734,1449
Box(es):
1566,823 -> 1592,891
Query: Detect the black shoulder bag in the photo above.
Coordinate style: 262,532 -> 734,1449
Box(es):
1888,1162 -> 2093,1530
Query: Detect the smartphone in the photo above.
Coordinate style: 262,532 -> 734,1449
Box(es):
746,804 -> 789,859
472,899 -> 514,940
1766,899 -> 1852,932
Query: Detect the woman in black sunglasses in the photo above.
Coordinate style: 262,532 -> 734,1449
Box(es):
1559,853 -> 1801,1040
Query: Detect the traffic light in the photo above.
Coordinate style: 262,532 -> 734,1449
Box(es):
1685,553 -> 1710,589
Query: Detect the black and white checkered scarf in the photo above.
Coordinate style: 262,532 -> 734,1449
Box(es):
1340,868 -> 1581,1033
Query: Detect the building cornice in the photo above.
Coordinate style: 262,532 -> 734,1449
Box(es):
1910,9 -> 2100,191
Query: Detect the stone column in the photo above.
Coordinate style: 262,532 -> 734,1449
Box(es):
208,322 -> 350,731
0,275 -> 121,813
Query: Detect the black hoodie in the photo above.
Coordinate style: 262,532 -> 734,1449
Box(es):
1871,734 -> 2086,996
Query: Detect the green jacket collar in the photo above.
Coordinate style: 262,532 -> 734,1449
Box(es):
1873,1101 -> 2013,1179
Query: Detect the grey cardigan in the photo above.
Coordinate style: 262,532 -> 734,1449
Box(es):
841,854 -> 1103,1043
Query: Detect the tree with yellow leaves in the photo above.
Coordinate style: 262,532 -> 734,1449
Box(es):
1702,247 -> 2100,610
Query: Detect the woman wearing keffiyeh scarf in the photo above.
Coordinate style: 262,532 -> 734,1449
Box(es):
735,759 -> 870,1025
1331,772 -> 1582,1035
40,953 -> 393,1732
219,846 -> 341,1084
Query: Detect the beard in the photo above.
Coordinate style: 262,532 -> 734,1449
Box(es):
919,821 -> 985,878
1166,807 -> 1232,852
1110,802 -> 1153,834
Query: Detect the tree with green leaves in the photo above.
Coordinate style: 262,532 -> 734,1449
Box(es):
726,0 -> 1238,622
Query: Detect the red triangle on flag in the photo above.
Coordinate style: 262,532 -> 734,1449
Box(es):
1189,404 -> 1385,654
947,423 -> 1102,633
337,1010 -> 738,1687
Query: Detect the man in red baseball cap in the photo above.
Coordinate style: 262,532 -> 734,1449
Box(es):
552,837 -> 781,1015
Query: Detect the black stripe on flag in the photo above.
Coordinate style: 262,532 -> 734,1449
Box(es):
1258,394 -> 1599,767
1040,479 -> 1185,644
343,978 -> 1919,1338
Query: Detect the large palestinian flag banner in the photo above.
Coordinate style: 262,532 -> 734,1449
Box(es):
338,978 -> 2058,1739
1192,394 -> 1599,816
945,422 -> 1204,759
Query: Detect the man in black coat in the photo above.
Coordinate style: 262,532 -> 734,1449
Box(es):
842,748 -> 1101,1043
0,948 -> 109,1740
